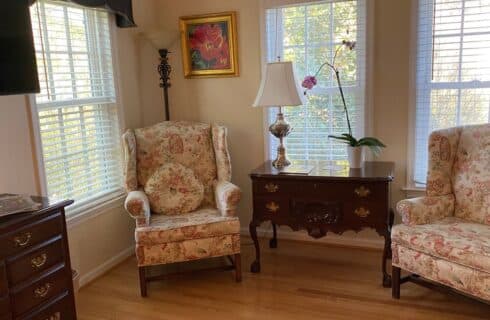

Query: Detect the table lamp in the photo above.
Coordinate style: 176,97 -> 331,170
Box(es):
253,61 -> 304,168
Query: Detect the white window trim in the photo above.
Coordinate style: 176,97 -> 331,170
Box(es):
28,12 -> 126,221
258,0 -> 375,162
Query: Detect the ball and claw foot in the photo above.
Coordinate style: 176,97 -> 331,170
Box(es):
269,238 -> 277,248
250,260 -> 261,273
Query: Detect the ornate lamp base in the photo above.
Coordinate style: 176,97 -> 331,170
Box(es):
269,111 -> 292,168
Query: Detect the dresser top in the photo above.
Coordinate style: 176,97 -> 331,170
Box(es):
250,161 -> 395,181
0,195 -> 73,229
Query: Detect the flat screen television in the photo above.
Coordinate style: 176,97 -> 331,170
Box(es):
0,0 -> 40,95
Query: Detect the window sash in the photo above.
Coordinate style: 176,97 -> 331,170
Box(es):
265,0 -> 367,163
31,0 -> 123,209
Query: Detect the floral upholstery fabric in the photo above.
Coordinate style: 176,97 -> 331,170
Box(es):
136,234 -> 240,267
134,121 -> 217,208
426,127 -> 462,197
135,208 -> 240,245
392,217 -> 490,272
212,124 -> 232,182
392,243 -> 490,301
125,190 -> 150,227
396,195 -> 454,226
122,129 -> 138,192
452,124 -> 490,225
214,180 -> 241,217
144,163 -> 204,215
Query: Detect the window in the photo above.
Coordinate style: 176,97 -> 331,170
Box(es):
414,0 -> 490,185
30,0 -> 123,210
264,0 -> 367,163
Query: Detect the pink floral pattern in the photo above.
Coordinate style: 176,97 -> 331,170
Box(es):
212,124 -> 232,182
122,129 -> 138,192
124,191 -> 150,226
392,217 -> 490,272
396,194 -> 454,226
392,244 -> 490,301
135,208 -> 240,245
214,180 -> 241,217
144,163 -> 204,214
134,121 -> 218,207
136,234 -> 240,266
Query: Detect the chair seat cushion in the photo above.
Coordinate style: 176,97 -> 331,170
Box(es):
144,163 -> 204,215
135,208 -> 240,245
392,217 -> 490,273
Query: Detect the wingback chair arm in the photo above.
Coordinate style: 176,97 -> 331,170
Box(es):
214,180 -> 241,217
396,194 -> 455,226
124,190 -> 151,227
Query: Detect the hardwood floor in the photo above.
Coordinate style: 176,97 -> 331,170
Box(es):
77,238 -> 489,319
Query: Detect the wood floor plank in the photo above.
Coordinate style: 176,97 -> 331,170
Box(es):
76,238 -> 489,319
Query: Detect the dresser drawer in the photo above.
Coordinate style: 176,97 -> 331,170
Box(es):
21,292 -> 75,320
253,196 -> 290,219
0,294 -> 10,318
0,263 -> 7,295
253,180 -> 297,195
7,237 -> 64,285
0,213 -> 63,259
11,265 -> 68,317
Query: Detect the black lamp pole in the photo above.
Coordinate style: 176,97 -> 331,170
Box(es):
158,49 -> 171,120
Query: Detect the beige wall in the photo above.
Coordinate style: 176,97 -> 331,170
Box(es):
150,0 -> 412,242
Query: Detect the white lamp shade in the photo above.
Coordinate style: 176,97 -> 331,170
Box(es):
139,29 -> 179,49
253,61 -> 304,107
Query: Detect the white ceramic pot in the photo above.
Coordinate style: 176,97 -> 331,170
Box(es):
347,146 -> 363,168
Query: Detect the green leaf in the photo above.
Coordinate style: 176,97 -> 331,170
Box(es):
328,134 -> 357,146
357,137 -> 386,157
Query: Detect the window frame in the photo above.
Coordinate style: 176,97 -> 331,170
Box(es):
28,3 -> 126,218
259,0 -> 374,162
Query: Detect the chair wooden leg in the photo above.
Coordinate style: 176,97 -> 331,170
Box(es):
139,266 -> 148,297
234,253 -> 242,283
392,265 -> 401,299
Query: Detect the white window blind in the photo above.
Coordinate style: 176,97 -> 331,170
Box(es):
265,0 -> 366,163
414,0 -> 490,185
30,0 -> 123,208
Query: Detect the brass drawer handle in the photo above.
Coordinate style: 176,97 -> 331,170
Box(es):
34,282 -> 52,298
13,232 -> 32,247
355,207 -> 370,218
264,183 -> 279,193
44,312 -> 60,320
265,201 -> 280,213
31,253 -> 48,269
354,185 -> 371,198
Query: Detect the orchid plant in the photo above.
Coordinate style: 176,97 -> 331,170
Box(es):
302,39 -> 386,156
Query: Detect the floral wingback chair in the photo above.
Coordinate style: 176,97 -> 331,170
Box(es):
392,123 -> 490,302
122,121 -> 242,297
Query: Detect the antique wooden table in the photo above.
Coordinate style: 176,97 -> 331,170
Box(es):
249,161 -> 395,287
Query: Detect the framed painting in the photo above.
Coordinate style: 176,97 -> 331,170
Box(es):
179,12 -> 239,78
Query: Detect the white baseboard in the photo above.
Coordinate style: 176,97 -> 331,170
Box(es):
79,246 -> 134,288
241,226 -> 384,250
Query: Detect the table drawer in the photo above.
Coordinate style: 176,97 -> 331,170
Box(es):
253,196 -> 290,217
253,180 -> 297,195
11,265 -> 68,317
7,237 -> 64,285
302,181 -> 386,202
0,295 -> 10,318
0,263 -> 7,295
22,292 -> 75,320
0,213 -> 63,259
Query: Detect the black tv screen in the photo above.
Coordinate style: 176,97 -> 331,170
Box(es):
0,0 -> 40,95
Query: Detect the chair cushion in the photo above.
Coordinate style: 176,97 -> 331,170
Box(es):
144,163 -> 204,215
392,217 -> 490,273
135,208 -> 240,245
452,123 -> 490,225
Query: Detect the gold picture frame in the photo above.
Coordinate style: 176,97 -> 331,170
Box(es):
179,12 -> 239,78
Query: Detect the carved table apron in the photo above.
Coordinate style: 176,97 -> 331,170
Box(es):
249,161 -> 395,287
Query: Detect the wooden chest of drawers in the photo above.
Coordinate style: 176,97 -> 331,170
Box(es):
249,161 -> 395,287
0,196 -> 76,320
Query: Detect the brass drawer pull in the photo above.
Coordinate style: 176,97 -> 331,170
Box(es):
354,207 -> 370,218
13,232 -> 32,247
264,183 -> 279,193
34,282 -> 52,298
265,201 -> 280,213
354,185 -> 371,198
31,253 -> 48,269
44,312 -> 60,320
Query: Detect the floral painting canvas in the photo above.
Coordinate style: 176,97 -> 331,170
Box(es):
179,12 -> 239,78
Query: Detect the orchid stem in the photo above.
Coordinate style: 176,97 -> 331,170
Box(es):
335,70 -> 352,137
